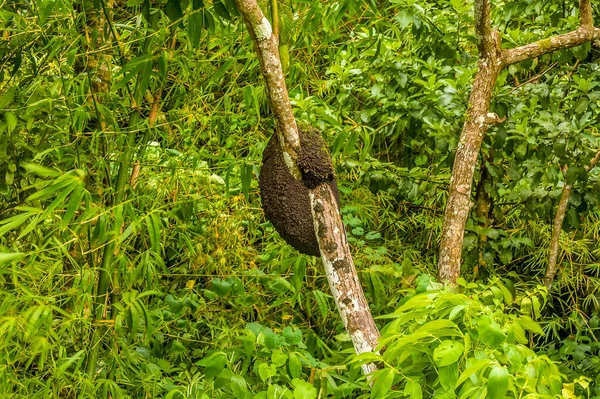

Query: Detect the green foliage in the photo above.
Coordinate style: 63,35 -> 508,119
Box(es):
364,280 -> 583,398
1,0 -> 600,397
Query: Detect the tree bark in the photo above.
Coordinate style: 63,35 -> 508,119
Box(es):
234,0 -> 300,178
474,161 -> 492,279
235,0 -> 381,373
437,0 -> 502,285
438,0 -> 600,285
310,184 -> 380,374
544,178 -> 572,289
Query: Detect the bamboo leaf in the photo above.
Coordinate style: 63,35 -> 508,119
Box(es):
0,251 -> 25,266
0,212 -> 37,237
62,183 -> 85,227
21,163 -> 61,177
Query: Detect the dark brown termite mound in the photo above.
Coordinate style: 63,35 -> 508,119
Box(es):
259,127 -> 340,256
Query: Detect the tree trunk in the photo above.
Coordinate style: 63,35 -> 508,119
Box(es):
310,184 -> 380,374
474,161 -> 492,279
438,0 -> 600,286
544,149 -> 600,288
544,180 -> 572,289
234,0 -> 381,373
437,0 -> 502,283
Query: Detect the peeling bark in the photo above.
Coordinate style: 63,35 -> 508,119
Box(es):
310,184 -> 380,375
438,0 -> 600,286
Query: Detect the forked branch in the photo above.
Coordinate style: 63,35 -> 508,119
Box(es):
438,0 -> 600,285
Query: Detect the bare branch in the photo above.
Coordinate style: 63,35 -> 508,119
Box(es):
585,148 -> 600,172
234,0 -> 300,178
474,0 -> 495,54
545,147 -> 600,287
580,0 -> 593,28
502,27 -> 600,66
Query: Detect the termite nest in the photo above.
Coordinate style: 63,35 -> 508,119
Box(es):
259,126 -> 340,256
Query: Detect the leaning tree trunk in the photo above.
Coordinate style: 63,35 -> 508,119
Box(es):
544,149 -> 600,288
544,177 -> 572,289
438,0 -> 600,286
234,0 -> 380,374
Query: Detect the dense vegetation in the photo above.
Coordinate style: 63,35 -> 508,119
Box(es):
1,0 -> 600,397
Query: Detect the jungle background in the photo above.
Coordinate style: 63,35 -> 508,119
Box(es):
1,0 -> 600,397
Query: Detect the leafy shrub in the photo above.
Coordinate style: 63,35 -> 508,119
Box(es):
362,278 -> 591,399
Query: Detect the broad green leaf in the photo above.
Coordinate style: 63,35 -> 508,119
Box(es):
282,326 -> 302,346
292,379 -> 317,399
516,316 -> 545,335
288,352 -> 302,379
0,87 -> 15,109
371,368 -> 394,399
4,112 -> 17,132
224,0 -> 239,16
271,350 -> 287,367
196,352 -> 226,378
230,374 -> 247,397
455,359 -> 491,388
258,362 -> 277,382
487,365 -> 509,399
213,0 -> 230,20
188,7 -> 203,48
438,363 -> 458,391
404,380 -> 422,399
203,9 -> 215,33
565,166 -> 584,185
476,316 -> 506,348
164,0 -> 183,25
211,278 -> 232,297
433,340 -> 464,367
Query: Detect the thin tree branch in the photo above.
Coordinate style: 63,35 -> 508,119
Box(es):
580,0 -> 593,28
544,148 -> 600,288
474,0 -> 494,53
502,27 -> 600,66
544,179 -> 572,289
503,0 -> 599,66
234,0 -> 300,178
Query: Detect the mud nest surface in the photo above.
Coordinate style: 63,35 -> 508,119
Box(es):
259,127 -> 340,256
